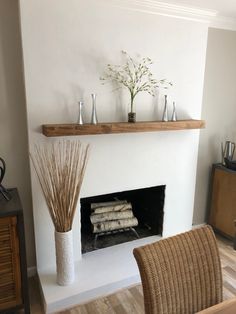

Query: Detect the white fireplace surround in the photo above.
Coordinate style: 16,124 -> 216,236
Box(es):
19,0 -> 210,312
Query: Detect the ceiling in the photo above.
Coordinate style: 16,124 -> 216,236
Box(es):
158,0 -> 236,19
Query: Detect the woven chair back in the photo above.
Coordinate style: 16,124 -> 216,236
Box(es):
133,225 -> 222,314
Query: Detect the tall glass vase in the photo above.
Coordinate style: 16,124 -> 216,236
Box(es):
128,97 -> 136,123
91,94 -> 98,124
128,112 -> 136,123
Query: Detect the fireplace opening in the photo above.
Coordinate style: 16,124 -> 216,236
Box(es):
80,185 -> 165,253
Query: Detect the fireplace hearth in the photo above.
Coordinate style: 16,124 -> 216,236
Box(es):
80,185 -> 165,253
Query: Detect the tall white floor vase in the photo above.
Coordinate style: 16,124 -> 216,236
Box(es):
55,230 -> 74,286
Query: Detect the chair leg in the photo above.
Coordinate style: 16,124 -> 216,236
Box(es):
234,220 -> 236,250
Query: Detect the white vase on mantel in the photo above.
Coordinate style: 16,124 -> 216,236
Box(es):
54,230 -> 74,286
162,95 -> 169,122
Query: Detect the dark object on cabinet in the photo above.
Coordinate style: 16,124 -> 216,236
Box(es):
209,164 -> 236,250
224,157 -> 236,171
0,157 -> 11,201
0,188 -> 30,313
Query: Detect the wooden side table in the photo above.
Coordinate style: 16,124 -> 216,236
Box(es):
0,188 -> 30,313
209,164 -> 236,249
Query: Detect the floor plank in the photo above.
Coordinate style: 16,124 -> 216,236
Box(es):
28,234 -> 236,314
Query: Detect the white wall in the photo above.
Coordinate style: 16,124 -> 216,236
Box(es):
193,28 -> 236,224
19,0 -> 208,271
0,0 -> 35,268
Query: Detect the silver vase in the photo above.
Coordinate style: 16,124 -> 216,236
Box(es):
171,101 -> 177,121
162,95 -> 168,122
91,93 -> 98,124
77,101 -> 84,125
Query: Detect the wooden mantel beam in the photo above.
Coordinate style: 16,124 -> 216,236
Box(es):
42,119 -> 205,137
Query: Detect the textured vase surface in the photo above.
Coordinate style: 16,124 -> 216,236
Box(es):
55,230 -> 74,286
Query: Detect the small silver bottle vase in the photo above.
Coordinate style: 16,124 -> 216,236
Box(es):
77,101 -> 84,125
171,101 -> 177,121
91,93 -> 98,124
162,95 -> 168,122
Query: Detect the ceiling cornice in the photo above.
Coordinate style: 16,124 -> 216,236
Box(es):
109,0 -> 236,31
210,15 -> 236,32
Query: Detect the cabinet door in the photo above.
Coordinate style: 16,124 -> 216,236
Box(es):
0,216 -> 22,310
209,168 -> 236,237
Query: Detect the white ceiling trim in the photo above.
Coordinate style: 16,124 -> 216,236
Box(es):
108,0 -> 236,31
210,15 -> 236,32
128,0 -> 217,17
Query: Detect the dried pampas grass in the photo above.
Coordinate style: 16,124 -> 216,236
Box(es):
30,140 -> 89,232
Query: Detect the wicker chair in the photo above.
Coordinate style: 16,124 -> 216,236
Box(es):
133,225 -> 223,314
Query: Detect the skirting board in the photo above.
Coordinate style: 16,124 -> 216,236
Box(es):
27,266 -> 37,278
192,223 -> 207,229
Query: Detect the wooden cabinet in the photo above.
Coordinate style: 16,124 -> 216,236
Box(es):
209,164 -> 236,240
0,189 -> 29,313
0,216 -> 22,310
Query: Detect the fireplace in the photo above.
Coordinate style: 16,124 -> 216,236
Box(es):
80,185 -> 165,253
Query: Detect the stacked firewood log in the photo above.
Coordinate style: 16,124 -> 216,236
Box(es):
90,200 -> 138,234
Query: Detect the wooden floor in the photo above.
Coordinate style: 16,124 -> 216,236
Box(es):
29,235 -> 236,314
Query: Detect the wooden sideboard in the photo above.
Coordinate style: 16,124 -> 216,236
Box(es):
0,189 -> 30,313
209,164 -> 236,248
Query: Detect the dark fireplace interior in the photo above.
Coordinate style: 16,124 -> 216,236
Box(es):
80,185 -> 165,253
